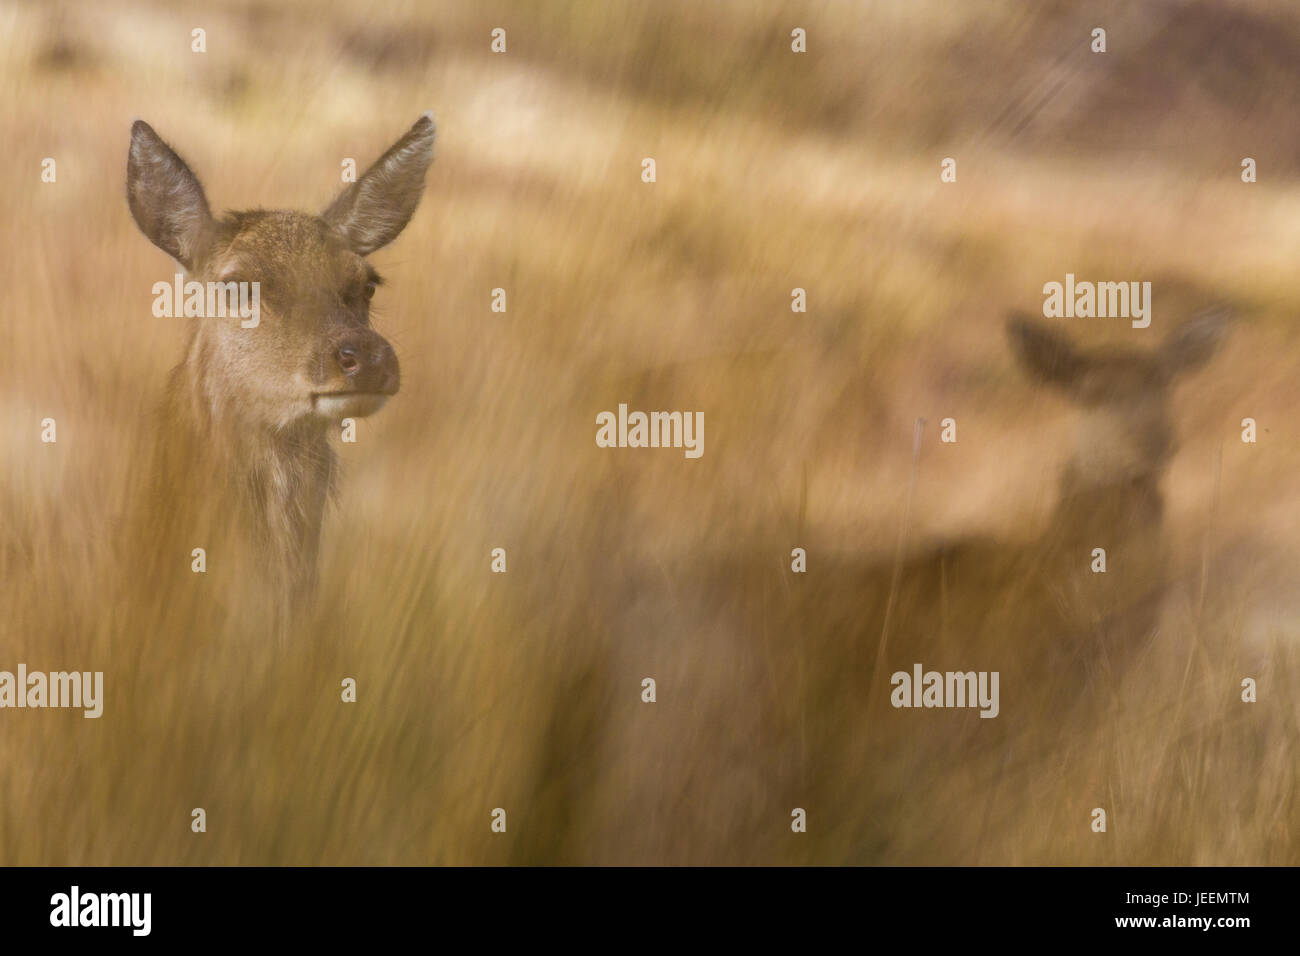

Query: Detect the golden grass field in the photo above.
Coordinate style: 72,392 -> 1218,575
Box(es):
3,0 -> 1300,863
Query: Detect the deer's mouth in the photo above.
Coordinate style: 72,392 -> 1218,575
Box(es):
311,391 -> 391,419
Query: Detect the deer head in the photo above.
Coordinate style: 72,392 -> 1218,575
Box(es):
126,114 -> 436,430
1007,310 -> 1232,488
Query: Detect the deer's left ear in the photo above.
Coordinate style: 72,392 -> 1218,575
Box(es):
127,120 -> 214,270
1159,308 -> 1233,379
1006,312 -> 1088,390
323,113 -> 436,256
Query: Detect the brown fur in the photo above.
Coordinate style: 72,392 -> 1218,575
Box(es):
545,310 -> 1232,863
122,116 -> 435,636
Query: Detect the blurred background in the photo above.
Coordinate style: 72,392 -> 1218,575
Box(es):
2,0 -> 1299,863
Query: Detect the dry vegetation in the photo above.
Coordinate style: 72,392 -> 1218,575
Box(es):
2,0 -> 1299,863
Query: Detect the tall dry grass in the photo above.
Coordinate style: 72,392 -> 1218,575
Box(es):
2,0 -> 1299,863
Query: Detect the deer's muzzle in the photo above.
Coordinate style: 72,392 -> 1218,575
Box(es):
312,330 -> 400,419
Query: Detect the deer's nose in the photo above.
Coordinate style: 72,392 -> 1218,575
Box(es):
335,334 -> 400,394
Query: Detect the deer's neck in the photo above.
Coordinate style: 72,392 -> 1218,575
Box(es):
160,355 -> 335,605
1041,462 -> 1169,645
1053,463 -> 1164,540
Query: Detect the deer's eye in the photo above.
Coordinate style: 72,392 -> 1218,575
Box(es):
363,281 -> 377,301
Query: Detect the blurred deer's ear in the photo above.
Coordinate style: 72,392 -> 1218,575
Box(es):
127,120 -> 214,270
1006,312 -> 1087,389
323,113 -> 436,256
1160,308 -> 1232,379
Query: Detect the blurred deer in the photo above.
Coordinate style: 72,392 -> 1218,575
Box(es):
123,115 -> 435,634
545,308 -> 1234,864
791,309 -> 1236,860
799,310 -> 1235,733
945,310 -> 1234,682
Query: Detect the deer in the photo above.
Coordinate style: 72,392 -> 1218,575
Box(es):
785,308 -> 1238,861
869,311 -> 1236,686
531,308 -> 1234,864
122,114 -> 435,638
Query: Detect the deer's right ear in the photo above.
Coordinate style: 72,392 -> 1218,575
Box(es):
127,121 -> 213,270
322,113 -> 436,257
1159,308 -> 1233,379
1006,312 -> 1087,389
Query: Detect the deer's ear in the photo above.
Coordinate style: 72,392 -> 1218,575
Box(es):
323,113 -> 436,257
1006,312 -> 1087,389
1160,308 -> 1232,379
126,121 -> 214,270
